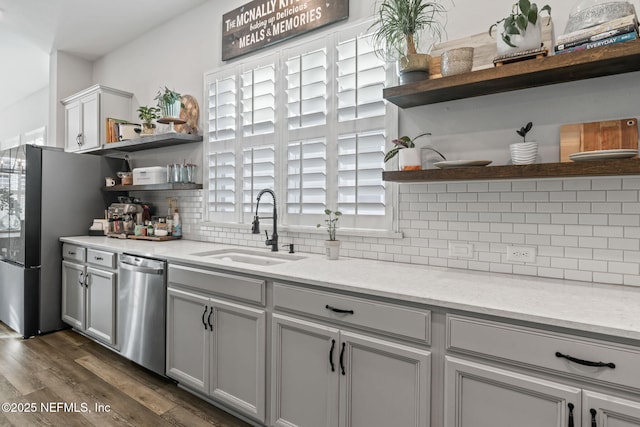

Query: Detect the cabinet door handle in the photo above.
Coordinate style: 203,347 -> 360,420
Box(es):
339,342 -> 346,375
78,271 -> 84,287
567,403 -> 574,427
590,408 -> 597,427
76,133 -> 83,146
85,273 -> 90,287
555,352 -> 616,369
207,307 -> 214,330
202,305 -> 208,330
329,339 -> 336,372
325,304 -> 354,315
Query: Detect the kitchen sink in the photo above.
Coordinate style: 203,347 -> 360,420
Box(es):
191,248 -> 305,266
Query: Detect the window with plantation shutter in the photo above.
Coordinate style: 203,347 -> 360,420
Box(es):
206,73 -> 238,219
243,145 -> 275,216
208,151 -> 235,213
204,20 -> 396,232
242,65 -> 275,136
208,75 -> 237,141
287,138 -> 327,215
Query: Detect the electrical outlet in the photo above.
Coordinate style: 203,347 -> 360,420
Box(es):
448,243 -> 473,258
506,246 -> 536,263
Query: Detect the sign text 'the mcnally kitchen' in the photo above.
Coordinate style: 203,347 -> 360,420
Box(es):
222,0 -> 349,60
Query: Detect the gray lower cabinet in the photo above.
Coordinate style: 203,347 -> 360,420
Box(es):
445,315 -> 640,427
61,246 -> 117,347
444,356 -> 581,427
271,313 -> 431,427
166,286 -> 266,423
583,390 -> 640,427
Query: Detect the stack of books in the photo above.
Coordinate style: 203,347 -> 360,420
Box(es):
555,14 -> 639,54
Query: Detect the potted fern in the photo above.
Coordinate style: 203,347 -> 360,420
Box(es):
317,209 -> 342,260
370,0 -> 446,84
490,0 -> 551,55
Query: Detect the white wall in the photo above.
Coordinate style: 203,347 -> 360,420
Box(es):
0,86 -> 48,144
88,0 -> 640,286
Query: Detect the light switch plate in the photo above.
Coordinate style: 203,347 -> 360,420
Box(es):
448,243 -> 473,258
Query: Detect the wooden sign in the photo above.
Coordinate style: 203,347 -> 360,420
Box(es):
222,0 -> 349,61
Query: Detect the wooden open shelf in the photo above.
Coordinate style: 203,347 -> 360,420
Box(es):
102,183 -> 203,192
383,40 -> 640,108
382,159 -> 640,182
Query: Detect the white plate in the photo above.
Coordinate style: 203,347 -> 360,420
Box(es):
568,149 -> 638,162
434,160 -> 492,169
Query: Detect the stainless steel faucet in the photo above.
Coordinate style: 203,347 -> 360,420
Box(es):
251,189 -> 278,251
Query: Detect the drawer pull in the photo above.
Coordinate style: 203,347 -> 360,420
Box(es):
590,408 -> 597,427
207,307 -> 214,331
555,351 -> 616,369
329,339 -> 336,372
568,403 -> 574,427
68,251 -> 76,255
202,305 -> 208,330
339,342 -> 346,375
325,304 -> 354,315
95,256 -> 104,261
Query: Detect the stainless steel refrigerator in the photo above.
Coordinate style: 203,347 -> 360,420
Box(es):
0,144 -> 115,337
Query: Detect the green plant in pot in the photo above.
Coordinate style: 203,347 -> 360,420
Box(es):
137,105 -> 161,135
490,0 -> 551,55
154,86 -> 184,118
384,132 -> 446,170
370,0 -> 446,84
317,209 -> 342,260
510,121 -> 538,165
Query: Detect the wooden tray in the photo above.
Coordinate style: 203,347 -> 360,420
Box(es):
127,235 -> 181,241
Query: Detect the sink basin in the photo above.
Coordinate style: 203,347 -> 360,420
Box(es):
191,248 -> 305,266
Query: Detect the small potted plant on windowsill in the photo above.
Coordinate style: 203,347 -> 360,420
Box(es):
137,105 -> 161,135
510,121 -> 538,164
317,209 -> 342,260
155,86 -> 184,119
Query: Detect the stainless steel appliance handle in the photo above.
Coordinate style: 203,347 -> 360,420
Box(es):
118,261 -> 164,275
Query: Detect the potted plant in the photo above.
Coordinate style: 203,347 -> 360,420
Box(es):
155,86 -> 184,118
384,132 -> 446,170
137,105 -> 161,135
317,209 -> 342,260
510,121 -> 538,164
490,0 -> 551,55
370,0 -> 446,84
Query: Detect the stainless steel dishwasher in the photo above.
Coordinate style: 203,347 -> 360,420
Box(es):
118,253 -> 167,376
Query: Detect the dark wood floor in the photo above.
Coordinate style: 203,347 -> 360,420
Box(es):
0,322 -> 250,426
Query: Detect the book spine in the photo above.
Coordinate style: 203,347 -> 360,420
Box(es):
555,31 -> 638,55
555,24 -> 638,51
556,15 -> 637,44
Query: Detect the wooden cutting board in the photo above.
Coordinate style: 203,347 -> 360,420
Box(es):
560,118 -> 638,162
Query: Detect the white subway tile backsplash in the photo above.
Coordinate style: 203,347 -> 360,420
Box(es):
622,177 -> 640,189
173,178 -> 640,288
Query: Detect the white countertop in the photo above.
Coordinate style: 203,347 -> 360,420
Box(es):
61,236 -> 640,342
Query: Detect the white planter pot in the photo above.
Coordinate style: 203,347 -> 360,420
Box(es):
510,142 -> 538,165
161,100 -> 182,118
399,148 -> 422,171
324,240 -> 341,260
497,19 -> 542,55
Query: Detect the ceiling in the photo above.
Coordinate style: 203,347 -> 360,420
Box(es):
0,0 -> 209,111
